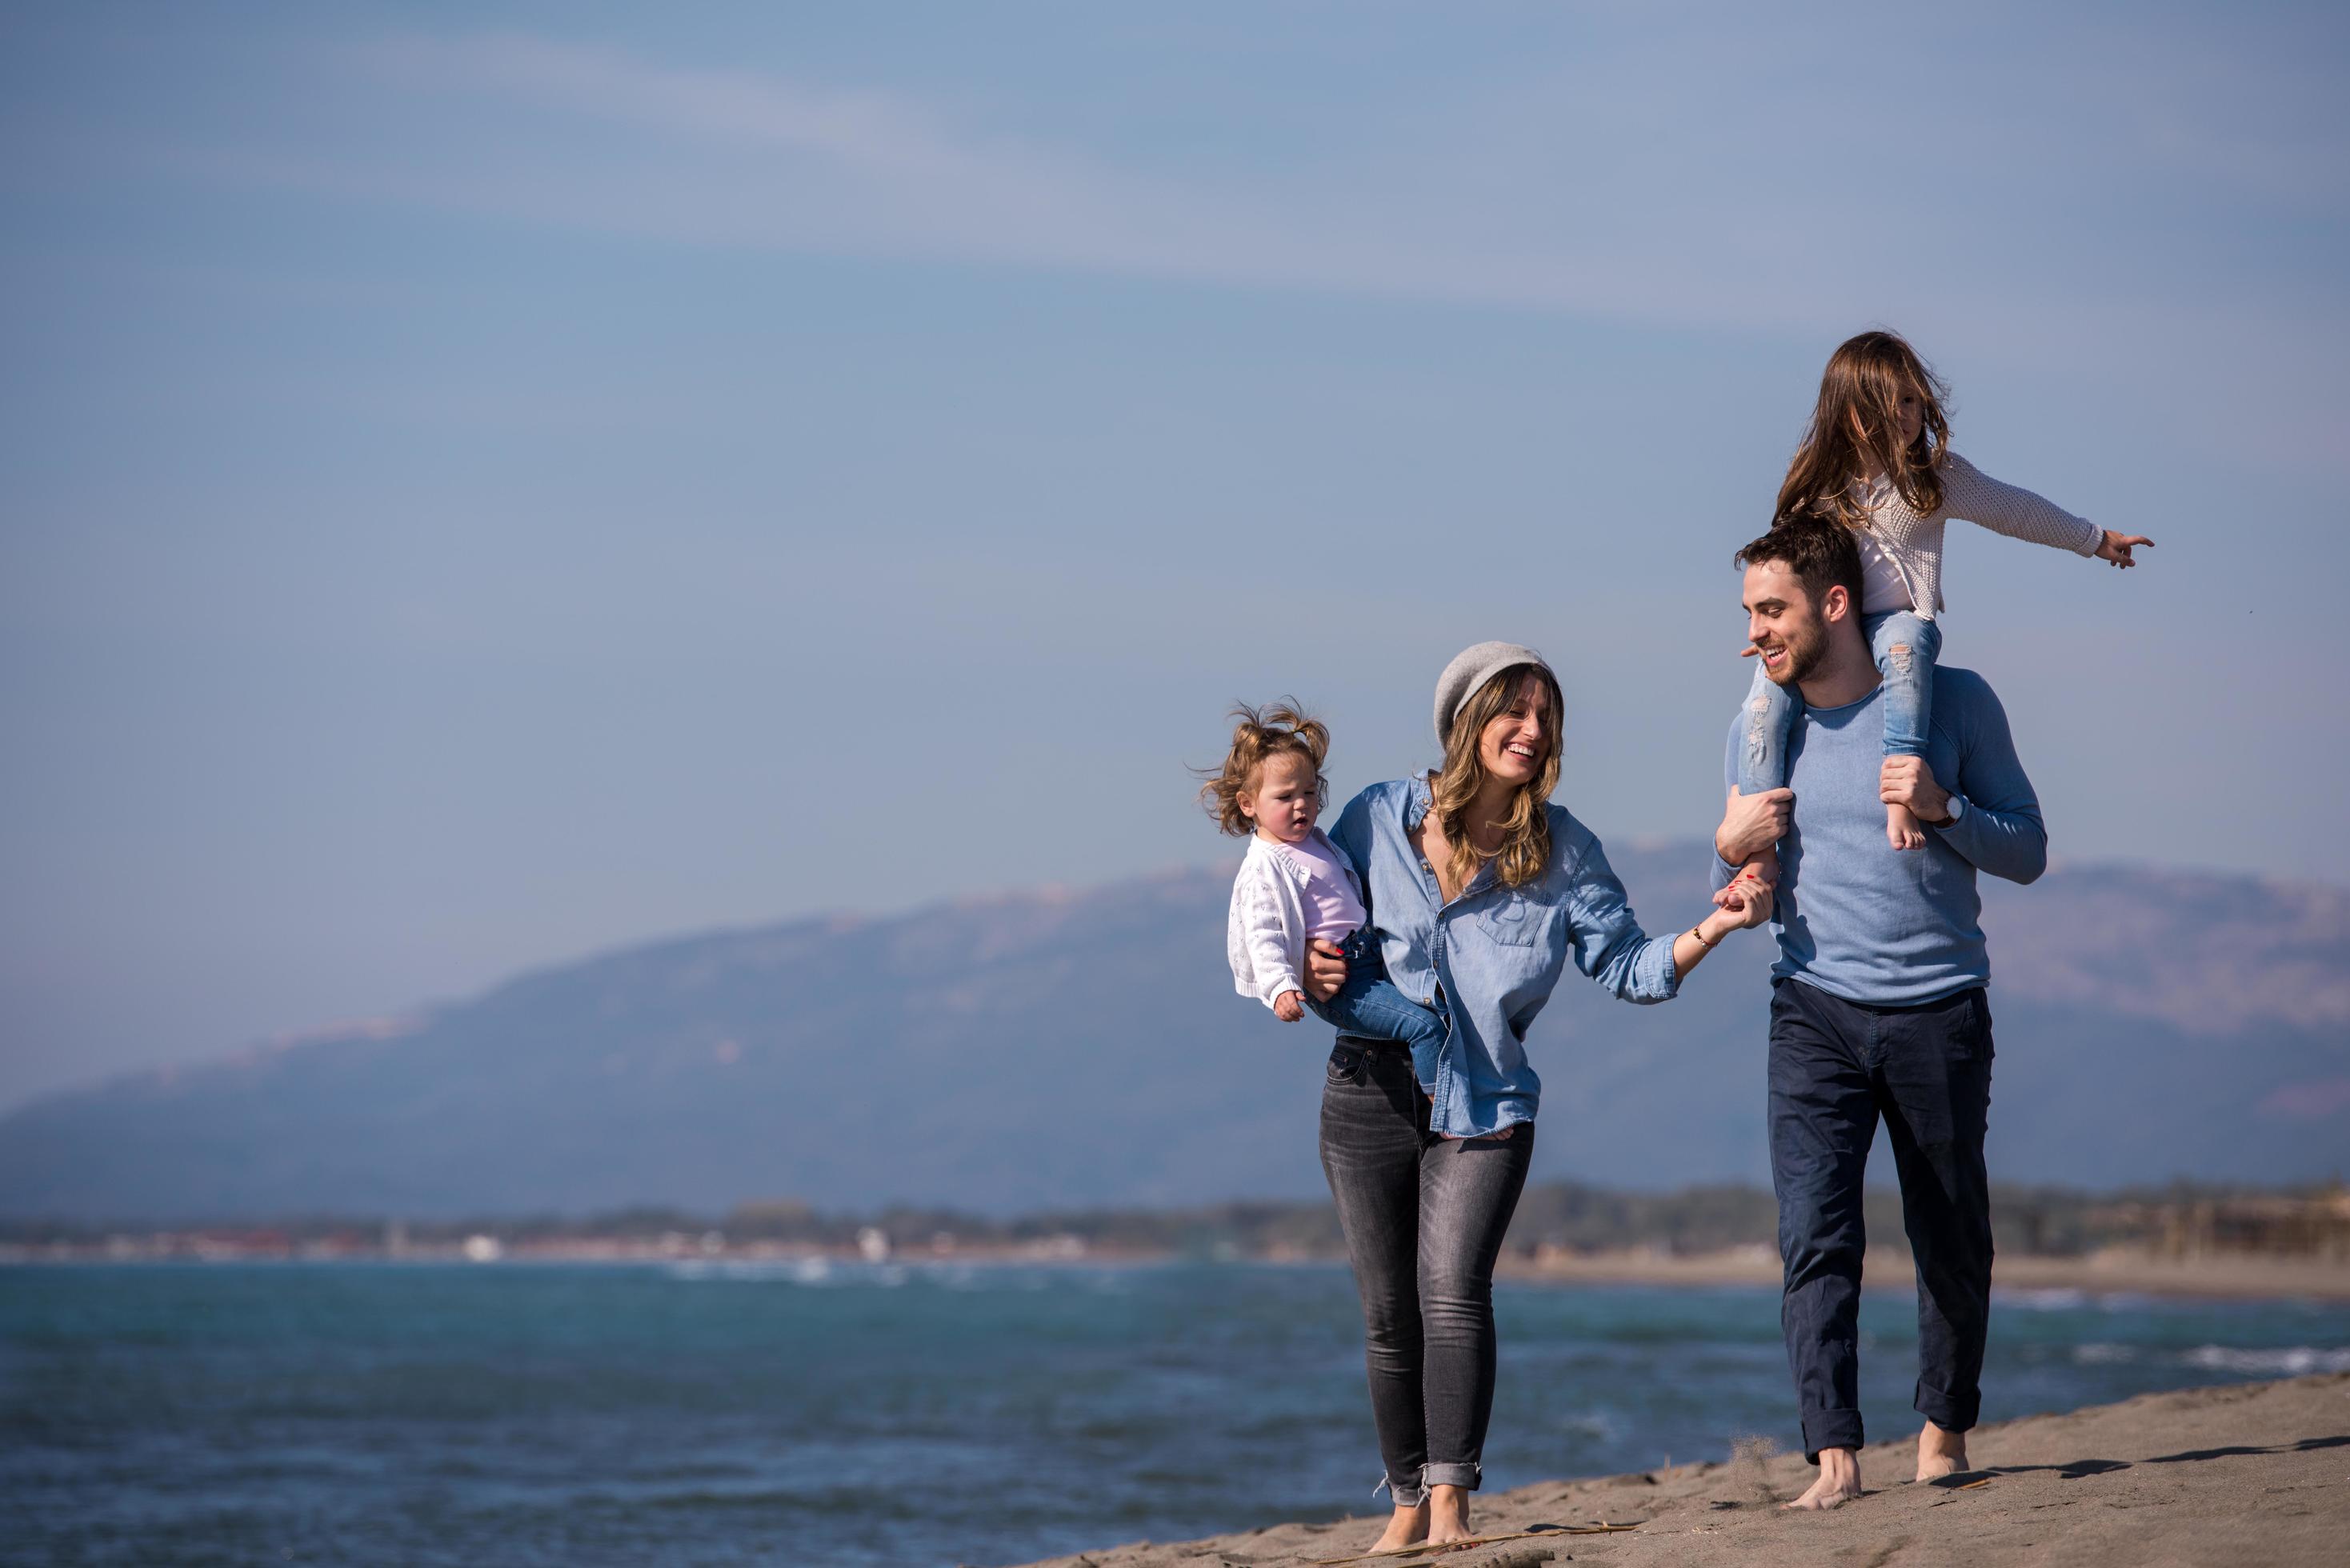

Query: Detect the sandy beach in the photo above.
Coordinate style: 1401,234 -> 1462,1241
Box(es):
1008,1372 -> 2350,1568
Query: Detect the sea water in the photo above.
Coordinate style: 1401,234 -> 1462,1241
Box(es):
4,1261 -> 2345,1566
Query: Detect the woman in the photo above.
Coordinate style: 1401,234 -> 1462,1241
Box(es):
1311,642 -> 1771,1550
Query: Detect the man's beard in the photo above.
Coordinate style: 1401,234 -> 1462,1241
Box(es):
1765,622 -> 1827,686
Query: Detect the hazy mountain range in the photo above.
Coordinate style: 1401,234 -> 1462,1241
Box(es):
3,846 -> 2344,1222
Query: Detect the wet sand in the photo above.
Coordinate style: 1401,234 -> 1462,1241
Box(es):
1008,1371 -> 2350,1568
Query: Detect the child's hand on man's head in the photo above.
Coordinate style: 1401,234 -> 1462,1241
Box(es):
1274,990 -> 1306,1023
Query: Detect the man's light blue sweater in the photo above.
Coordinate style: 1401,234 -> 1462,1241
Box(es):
1715,666 -> 2048,1006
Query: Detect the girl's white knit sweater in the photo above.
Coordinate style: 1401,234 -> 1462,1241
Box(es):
1852,451 -> 2102,620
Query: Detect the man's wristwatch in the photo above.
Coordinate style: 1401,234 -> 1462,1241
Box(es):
1928,794 -> 1966,829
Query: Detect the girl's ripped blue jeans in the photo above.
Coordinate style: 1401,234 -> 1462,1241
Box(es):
1737,610 -> 1942,796
1307,927 -> 1448,1094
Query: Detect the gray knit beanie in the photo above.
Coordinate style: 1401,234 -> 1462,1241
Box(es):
1433,642 -> 1552,747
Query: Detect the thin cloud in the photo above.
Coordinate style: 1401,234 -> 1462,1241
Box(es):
333,34 -> 1842,332
124,28 -> 2350,473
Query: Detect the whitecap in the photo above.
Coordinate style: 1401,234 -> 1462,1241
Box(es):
2180,1345 -> 2350,1376
1996,1287 -> 2089,1311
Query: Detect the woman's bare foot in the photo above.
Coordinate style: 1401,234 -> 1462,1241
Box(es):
1916,1420 -> 1969,1482
1368,1500 -> 1427,1552
1425,1483 -> 1475,1544
1886,801 -> 1924,850
1784,1446 -> 1864,1510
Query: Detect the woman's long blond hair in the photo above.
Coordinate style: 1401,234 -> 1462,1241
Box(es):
1775,330 -> 1952,529
1428,665 -> 1563,893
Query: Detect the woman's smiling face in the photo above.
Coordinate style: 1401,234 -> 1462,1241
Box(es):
1475,671 -> 1555,787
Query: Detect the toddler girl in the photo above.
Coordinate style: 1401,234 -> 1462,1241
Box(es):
1737,330 -> 2152,880
1205,703 -> 1447,1090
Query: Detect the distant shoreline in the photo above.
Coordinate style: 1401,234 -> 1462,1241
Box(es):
11,1238 -> 2350,1301
1501,1243 -> 2350,1302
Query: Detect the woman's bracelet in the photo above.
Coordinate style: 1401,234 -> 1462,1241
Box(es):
1688,922 -> 1719,950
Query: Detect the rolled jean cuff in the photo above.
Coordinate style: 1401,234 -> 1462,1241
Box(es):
1422,1462 -> 1483,1491
1916,1380 -> 1980,1435
1801,1409 -> 1865,1464
1379,1472 -> 1427,1506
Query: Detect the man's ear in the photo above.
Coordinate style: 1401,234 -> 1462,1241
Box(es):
1819,582 -> 1852,624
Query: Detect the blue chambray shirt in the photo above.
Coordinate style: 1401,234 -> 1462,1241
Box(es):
1329,774 -> 1683,1139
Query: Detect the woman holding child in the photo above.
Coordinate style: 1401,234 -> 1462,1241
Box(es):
1211,642 -> 1772,1550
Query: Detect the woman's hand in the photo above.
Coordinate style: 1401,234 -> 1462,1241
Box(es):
1672,879 -> 1769,978
1719,873 -> 1775,930
2095,530 -> 2153,568
1303,939 -> 1347,1002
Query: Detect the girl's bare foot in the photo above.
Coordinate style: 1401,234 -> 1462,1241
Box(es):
1368,1500 -> 1427,1552
1784,1446 -> 1864,1510
1886,801 -> 1924,850
1916,1420 -> 1968,1482
1425,1483 -> 1475,1544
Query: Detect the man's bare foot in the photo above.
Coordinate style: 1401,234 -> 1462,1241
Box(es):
1916,1420 -> 1968,1482
1886,802 -> 1924,851
1784,1446 -> 1864,1510
1368,1501 -> 1427,1552
1425,1483 -> 1475,1544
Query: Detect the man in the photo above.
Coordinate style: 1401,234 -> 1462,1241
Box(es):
1713,518 -> 2048,1510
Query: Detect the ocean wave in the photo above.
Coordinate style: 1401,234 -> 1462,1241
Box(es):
1551,1408 -> 1623,1443
658,1258 -> 1136,1293
2180,1345 -> 2350,1376
662,1258 -> 840,1284
1996,1287 -> 2089,1310
2072,1342 -> 2136,1364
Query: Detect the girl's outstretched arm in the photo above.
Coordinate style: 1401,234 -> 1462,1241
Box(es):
1939,452 -> 2106,558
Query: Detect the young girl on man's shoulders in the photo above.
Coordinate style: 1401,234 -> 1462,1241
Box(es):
1734,330 -> 2152,889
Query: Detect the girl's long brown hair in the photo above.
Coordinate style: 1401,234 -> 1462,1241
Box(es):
1428,665 -> 1563,894
1198,701 -> 1329,837
1774,330 -> 1952,529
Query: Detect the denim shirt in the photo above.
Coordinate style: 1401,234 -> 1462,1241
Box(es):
1329,774 -> 1682,1138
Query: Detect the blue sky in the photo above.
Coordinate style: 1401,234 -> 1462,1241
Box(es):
3,2 -> 2345,1110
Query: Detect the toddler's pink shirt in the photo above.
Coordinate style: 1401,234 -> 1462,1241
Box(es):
1276,834 -> 1367,942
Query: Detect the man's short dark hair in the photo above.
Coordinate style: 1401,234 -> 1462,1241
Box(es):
1735,516 -> 1865,612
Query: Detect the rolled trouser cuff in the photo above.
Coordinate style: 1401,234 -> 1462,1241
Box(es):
1422,1462 -> 1483,1491
1916,1379 -> 1980,1435
1379,1472 -> 1427,1506
1801,1409 -> 1865,1464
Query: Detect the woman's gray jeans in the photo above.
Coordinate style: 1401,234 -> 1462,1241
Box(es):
1319,1034 -> 1535,1506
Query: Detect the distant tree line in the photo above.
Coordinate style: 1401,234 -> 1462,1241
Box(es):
9,1178 -> 2344,1261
